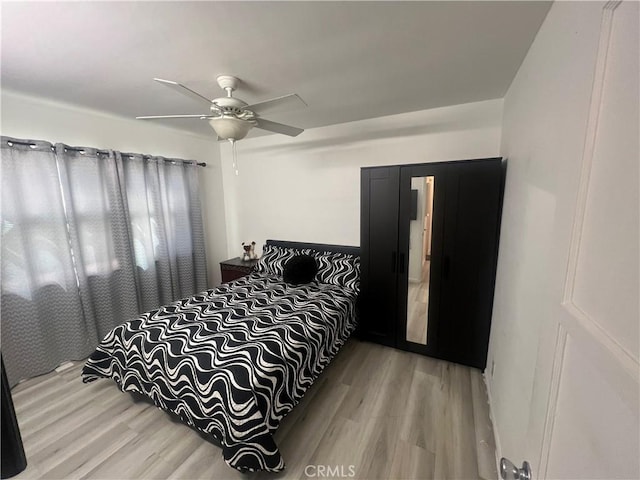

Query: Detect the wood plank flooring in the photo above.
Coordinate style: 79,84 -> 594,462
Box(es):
10,339 -> 497,480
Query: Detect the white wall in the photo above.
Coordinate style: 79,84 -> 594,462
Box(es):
1,89 -> 228,286
220,99 -> 503,257
487,1 -> 639,477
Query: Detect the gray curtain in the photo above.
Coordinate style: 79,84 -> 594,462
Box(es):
1,139 -> 96,386
0,137 -> 208,386
119,153 -> 208,311
55,146 -> 140,341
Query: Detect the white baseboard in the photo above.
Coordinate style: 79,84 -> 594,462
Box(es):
483,371 -> 502,480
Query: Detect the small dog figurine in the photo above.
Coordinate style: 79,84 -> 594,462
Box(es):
242,241 -> 258,261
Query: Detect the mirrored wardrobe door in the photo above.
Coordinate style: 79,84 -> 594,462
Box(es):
406,176 -> 434,345
397,164 -> 448,356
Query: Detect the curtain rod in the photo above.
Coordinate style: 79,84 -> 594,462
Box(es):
4,139 -> 207,167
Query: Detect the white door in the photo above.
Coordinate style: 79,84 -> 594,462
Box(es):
527,2 -> 639,478
492,1 -> 639,479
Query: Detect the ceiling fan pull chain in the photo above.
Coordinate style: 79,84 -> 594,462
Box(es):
229,138 -> 239,176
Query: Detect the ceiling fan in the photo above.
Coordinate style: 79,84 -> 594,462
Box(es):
137,75 -> 306,141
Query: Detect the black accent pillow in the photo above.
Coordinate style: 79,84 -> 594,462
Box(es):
283,255 -> 318,285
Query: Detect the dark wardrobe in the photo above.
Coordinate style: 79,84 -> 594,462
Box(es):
359,158 -> 504,370
1,357 -> 27,479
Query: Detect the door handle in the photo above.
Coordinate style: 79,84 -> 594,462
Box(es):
500,458 -> 531,480
398,253 -> 405,274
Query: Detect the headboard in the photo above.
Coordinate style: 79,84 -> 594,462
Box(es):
265,239 -> 360,257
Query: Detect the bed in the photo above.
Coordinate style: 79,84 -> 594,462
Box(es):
82,239 -> 360,472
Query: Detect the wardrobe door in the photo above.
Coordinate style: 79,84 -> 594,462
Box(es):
439,158 -> 504,368
360,166 -> 400,347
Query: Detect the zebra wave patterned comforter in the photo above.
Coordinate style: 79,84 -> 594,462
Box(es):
82,272 -> 357,472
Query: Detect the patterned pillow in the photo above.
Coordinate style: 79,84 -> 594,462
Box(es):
313,251 -> 360,292
255,245 -> 311,276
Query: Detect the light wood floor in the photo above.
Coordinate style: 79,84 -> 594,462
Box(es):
11,339 -> 497,480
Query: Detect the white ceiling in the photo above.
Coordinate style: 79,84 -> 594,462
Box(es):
1,1 -> 551,138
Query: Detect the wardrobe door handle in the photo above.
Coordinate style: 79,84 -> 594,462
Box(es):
391,252 -> 397,273
398,253 -> 405,274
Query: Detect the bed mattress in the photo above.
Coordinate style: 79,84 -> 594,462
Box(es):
82,271 -> 357,472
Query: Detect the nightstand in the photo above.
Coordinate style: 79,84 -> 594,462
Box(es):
220,257 -> 259,283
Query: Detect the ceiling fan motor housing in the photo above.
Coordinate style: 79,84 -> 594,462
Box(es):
212,97 -> 248,111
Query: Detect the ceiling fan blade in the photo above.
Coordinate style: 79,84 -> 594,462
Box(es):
244,94 -> 307,115
136,114 -> 213,120
153,78 -> 213,106
255,118 -> 304,137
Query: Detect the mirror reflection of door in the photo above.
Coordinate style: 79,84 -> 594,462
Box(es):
406,176 -> 435,345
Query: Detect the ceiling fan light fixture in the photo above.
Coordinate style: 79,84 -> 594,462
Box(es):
208,115 -> 253,140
